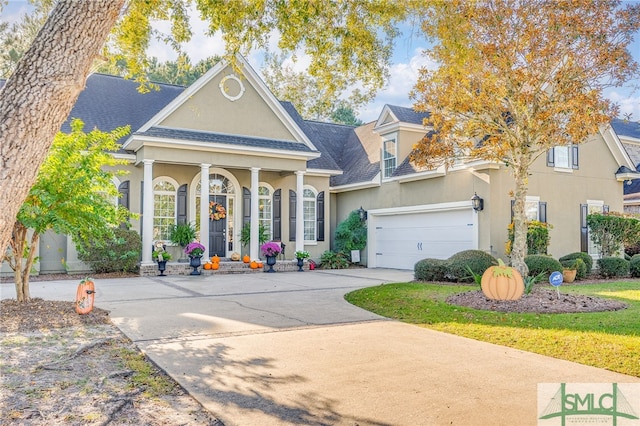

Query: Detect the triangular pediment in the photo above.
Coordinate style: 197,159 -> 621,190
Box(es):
126,55 -> 315,151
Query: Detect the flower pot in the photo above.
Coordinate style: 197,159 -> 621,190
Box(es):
189,255 -> 202,275
157,260 -> 167,276
563,269 -> 577,283
265,255 -> 277,273
296,258 -> 304,272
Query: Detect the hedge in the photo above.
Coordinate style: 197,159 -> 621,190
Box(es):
597,257 -> 630,278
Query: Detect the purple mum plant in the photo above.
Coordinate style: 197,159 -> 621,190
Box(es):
260,242 -> 282,257
184,241 -> 205,257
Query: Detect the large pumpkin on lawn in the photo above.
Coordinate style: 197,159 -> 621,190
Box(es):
480,260 -> 524,300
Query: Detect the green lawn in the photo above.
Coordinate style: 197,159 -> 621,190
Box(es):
345,282 -> 640,377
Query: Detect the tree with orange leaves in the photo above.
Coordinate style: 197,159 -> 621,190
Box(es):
410,0 -> 640,276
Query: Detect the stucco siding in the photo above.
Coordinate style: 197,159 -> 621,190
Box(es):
159,65 -> 300,142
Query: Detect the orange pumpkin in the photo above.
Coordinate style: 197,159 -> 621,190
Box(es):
75,278 -> 95,315
243,254 -> 250,263
211,262 -> 220,270
204,263 -> 212,270
250,260 -> 258,269
257,261 -> 263,268
211,255 -> 220,263
480,259 -> 524,300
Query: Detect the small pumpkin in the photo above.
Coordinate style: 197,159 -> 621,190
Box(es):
243,254 -> 250,263
257,261 -> 263,268
75,278 -> 95,315
230,252 -> 241,261
211,262 -> 220,270
211,255 -> 220,263
203,263 -> 212,270
480,259 -> 524,300
250,260 -> 258,269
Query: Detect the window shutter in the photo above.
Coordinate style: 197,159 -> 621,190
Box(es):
273,189 -> 281,241
547,148 -> 555,167
317,191 -> 325,241
580,204 -> 588,252
243,187 -> 251,226
177,184 -> 187,225
539,201 -> 547,223
289,190 -> 296,241
572,145 -> 579,169
118,181 -> 130,229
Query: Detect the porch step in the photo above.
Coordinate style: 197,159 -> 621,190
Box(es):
140,259 -> 308,276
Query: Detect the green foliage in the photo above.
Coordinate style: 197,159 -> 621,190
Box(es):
151,250 -> 171,262
465,266 -> 482,287
559,252 -> 593,277
524,255 -> 563,279
506,221 -> 551,255
630,254 -> 640,278
587,212 -> 640,257
240,223 -> 268,247
414,258 -> 448,282
77,228 -> 141,273
523,272 -> 547,295
330,103 -> 364,126
319,250 -> 350,269
597,257 -> 630,278
334,210 -> 367,252
169,222 -> 196,247
446,250 -> 497,283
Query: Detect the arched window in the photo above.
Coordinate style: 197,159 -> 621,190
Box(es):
303,187 -> 317,241
153,178 -> 177,241
259,184 -> 273,240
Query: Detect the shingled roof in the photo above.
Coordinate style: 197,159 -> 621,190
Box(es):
61,73 -> 185,150
386,105 -> 430,125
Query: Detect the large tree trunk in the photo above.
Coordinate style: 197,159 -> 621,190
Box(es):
510,165 -> 530,277
0,0 -> 125,258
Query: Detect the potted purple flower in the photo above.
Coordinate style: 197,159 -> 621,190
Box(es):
260,242 -> 282,273
184,241 -> 205,275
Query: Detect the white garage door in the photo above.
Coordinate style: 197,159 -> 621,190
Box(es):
371,206 -> 477,270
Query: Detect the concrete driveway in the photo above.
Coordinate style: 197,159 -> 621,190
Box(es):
2,269 -> 638,425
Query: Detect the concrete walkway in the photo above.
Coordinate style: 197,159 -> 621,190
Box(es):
2,269 -> 638,425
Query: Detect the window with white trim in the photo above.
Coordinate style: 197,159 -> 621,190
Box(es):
587,200 -> 605,258
547,144 -> 578,169
153,179 -> 177,241
303,187 -> 317,241
259,185 -> 273,240
383,138 -> 397,178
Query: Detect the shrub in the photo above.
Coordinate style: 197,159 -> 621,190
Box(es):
630,254 -> 640,278
558,252 -> 593,277
524,255 -> 563,279
560,257 -> 587,281
587,212 -> 640,257
446,250 -> 497,282
319,250 -> 350,269
414,258 -> 448,282
169,222 -> 196,247
506,220 -> 551,255
77,228 -> 141,273
335,210 -> 367,252
597,257 -> 630,278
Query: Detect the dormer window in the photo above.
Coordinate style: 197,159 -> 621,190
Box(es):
383,138 -> 397,178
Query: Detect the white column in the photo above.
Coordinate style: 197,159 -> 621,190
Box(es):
250,167 -> 260,260
141,159 -> 154,264
200,164 -> 211,257
295,171 -> 305,254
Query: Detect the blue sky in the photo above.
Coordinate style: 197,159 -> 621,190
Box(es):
2,1 -> 639,122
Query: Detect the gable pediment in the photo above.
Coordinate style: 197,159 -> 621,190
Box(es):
125,55 -> 316,152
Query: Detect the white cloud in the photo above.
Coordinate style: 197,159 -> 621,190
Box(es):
359,48 -> 433,122
608,89 -> 640,121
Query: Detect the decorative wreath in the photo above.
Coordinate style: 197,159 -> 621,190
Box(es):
209,201 -> 226,221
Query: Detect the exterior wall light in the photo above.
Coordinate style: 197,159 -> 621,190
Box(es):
358,206 -> 368,221
471,193 -> 484,212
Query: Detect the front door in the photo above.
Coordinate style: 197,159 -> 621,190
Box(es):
209,195 -> 226,257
